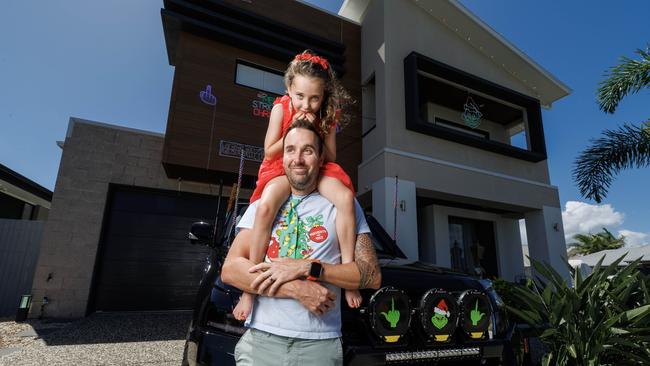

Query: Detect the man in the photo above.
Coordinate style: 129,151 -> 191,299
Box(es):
221,119 -> 381,366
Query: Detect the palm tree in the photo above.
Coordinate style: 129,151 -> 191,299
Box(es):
567,227 -> 625,256
573,47 -> 650,203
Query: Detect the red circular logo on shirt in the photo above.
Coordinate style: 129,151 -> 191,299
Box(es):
267,237 -> 280,258
309,226 -> 328,243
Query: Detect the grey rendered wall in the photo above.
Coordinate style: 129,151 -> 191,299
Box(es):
360,0 -> 387,164
29,118 -> 219,319
377,0 -> 552,184
0,219 -> 44,317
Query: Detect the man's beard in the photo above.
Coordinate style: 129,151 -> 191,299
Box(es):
286,164 -> 317,191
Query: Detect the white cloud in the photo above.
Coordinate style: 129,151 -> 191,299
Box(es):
562,201 -> 624,242
519,201 -> 649,249
618,230 -> 650,248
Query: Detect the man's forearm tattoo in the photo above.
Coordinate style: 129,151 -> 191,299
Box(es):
355,233 -> 381,289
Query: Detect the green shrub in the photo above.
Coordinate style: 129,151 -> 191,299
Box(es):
492,278 -> 533,323
506,255 -> 650,366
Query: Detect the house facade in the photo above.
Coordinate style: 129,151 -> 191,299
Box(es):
342,0 -> 570,281
29,0 -> 570,318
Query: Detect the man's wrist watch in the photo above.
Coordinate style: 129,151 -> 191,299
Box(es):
306,260 -> 322,281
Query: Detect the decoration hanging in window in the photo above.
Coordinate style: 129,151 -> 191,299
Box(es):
462,96 -> 482,129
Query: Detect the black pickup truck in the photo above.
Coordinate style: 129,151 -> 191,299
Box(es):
182,210 -> 517,366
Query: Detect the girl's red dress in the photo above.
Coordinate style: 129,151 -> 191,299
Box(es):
249,95 -> 355,203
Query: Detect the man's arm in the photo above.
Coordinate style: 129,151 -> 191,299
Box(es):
252,233 -> 382,294
321,233 -> 382,290
221,228 -> 336,315
221,228 -> 276,294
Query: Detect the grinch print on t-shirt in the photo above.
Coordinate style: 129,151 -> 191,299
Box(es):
266,198 -> 329,259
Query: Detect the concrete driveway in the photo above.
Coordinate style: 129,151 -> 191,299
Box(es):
0,312 -> 190,366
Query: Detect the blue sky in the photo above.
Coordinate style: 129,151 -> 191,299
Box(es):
1,0 -> 648,245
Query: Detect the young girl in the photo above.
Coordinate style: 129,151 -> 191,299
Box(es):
233,50 -> 361,320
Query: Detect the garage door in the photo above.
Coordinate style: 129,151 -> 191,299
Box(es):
91,186 -> 219,312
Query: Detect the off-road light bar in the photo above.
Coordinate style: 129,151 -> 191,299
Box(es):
385,347 -> 481,362
368,287 -> 411,343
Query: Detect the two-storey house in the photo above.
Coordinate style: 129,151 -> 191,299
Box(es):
29,0 -> 570,318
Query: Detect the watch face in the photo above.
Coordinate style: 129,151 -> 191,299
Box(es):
309,262 -> 322,278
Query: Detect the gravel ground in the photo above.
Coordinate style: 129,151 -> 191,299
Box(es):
0,312 -> 191,366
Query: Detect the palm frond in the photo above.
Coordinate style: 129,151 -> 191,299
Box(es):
573,123 -> 650,202
597,47 -> 650,114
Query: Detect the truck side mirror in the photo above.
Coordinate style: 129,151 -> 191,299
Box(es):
189,221 -> 214,246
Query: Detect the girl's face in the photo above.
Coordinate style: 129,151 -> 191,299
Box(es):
287,74 -> 325,115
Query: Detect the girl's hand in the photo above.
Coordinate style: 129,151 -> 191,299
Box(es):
292,111 -> 316,124
303,112 -> 317,123
292,111 -> 305,123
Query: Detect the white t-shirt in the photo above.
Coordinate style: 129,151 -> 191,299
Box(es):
236,193 -> 370,339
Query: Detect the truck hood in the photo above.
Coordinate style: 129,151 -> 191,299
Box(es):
377,258 -> 484,296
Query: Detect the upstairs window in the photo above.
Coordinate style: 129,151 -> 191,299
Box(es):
235,60 -> 285,95
419,72 -> 528,149
405,52 -> 546,162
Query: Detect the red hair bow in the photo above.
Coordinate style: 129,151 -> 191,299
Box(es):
294,53 -> 329,70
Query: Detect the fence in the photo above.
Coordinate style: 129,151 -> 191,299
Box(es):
0,219 -> 44,317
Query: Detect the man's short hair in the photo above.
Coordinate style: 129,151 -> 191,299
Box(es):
282,119 -> 324,155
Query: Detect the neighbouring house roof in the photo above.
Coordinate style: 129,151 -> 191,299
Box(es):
571,246 -> 650,267
0,163 -> 52,207
339,0 -> 571,108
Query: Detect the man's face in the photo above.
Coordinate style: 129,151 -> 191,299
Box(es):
283,127 -> 323,192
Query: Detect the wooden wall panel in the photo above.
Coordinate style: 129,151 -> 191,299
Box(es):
222,0 -> 342,42
162,9 -> 361,191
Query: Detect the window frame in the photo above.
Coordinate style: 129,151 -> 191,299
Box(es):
234,59 -> 286,96
404,52 -> 547,162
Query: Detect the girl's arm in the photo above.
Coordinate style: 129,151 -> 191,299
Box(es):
264,103 -> 285,160
323,125 -> 337,163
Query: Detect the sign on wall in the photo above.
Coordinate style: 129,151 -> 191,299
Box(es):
200,85 -> 217,106
252,92 -> 275,118
219,140 -> 264,163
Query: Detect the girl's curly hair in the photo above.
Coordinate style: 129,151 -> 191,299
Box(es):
284,50 -> 354,135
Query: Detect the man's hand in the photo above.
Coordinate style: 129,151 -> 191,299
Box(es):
292,280 -> 337,316
249,258 -> 310,296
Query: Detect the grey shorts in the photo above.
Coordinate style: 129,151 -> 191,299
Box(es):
234,328 -> 343,366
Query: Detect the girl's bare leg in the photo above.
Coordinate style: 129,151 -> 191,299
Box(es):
233,176 -> 291,320
318,176 -> 362,308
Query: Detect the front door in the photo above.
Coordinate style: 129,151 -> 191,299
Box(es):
448,216 -> 498,278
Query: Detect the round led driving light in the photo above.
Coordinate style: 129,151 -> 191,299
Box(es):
419,288 -> 458,342
458,290 -> 492,340
368,286 -> 411,343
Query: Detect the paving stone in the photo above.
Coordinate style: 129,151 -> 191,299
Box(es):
0,312 -> 190,366
0,348 -> 20,358
15,329 -> 37,337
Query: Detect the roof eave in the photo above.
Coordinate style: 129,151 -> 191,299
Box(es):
441,0 -> 572,104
